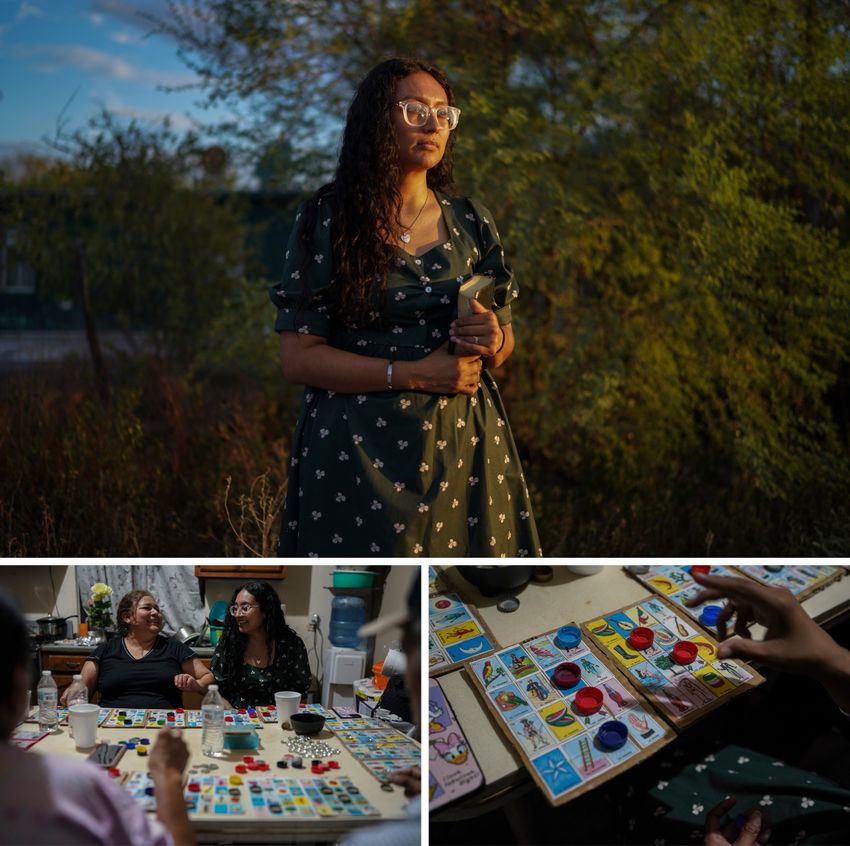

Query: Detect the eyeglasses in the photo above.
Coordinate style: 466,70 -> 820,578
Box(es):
396,100 -> 461,131
230,604 -> 259,616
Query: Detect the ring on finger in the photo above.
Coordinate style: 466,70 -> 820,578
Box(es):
473,335 -> 478,345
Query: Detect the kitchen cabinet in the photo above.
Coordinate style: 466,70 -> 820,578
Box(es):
41,650 -> 91,700
194,566 -> 287,580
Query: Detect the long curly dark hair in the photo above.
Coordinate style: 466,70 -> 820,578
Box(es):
216,581 -> 299,684
299,57 -> 458,326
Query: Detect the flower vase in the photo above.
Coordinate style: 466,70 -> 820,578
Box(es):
90,628 -> 107,644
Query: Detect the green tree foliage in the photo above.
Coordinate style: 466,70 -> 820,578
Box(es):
4,112 -> 247,379
156,1 -> 850,553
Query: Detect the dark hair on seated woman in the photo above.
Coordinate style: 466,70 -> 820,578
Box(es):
216,581 -> 299,682
0,590 -> 30,707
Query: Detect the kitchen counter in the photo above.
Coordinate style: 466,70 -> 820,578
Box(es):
42,640 -> 216,657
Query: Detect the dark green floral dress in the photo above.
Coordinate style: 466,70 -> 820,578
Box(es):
269,191 -> 542,557
210,636 -> 311,708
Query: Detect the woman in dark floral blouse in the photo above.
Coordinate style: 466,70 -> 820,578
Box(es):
211,581 -> 311,708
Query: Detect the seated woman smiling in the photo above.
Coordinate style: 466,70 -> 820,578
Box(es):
211,581 -> 311,709
61,590 -> 213,709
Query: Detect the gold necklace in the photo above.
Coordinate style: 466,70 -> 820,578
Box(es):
400,191 -> 430,244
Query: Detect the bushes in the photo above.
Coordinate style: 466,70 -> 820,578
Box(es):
0,358 -> 294,556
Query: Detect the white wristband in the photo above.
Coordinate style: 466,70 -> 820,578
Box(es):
386,360 -> 394,390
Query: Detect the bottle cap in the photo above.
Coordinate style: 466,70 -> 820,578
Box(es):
552,662 -> 582,689
672,641 -> 698,665
689,565 -> 711,574
554,625 -> 582,650
596,720 -> 628,750
628,627 -> 654,650
208,684 -> 219,691
42,670 -> 50,676
699,605 -> 723,626
574,686 -> 603,716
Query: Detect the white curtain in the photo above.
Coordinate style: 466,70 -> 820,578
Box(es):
76,565 -> 206,635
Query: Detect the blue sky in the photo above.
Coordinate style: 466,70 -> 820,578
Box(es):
0,0 -> 222,158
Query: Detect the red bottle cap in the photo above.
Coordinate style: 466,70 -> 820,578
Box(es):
574,686 -> 603,716
690,565 -> 710,574
243,756 -> 254,763
175,708 -> 184,713
672,641 -> 698,665
235,765 -> 248,774
328,760 -> 340,770
311,765 -> 324,774
628,627 -> 655,650
552,662 -> 582,690
108,768 -> 121,778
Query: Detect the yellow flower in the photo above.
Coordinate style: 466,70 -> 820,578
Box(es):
91,583 -> 112,599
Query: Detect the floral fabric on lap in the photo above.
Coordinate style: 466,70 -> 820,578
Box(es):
269,191 -> 542,557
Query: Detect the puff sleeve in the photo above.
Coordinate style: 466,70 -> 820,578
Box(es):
467,197 -> 519,326
268,198 -> 338,337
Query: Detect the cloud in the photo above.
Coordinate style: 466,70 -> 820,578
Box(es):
108,30 -> 143,45
108,104 -> 196,132
90,12 -> 104,25
16,44 -> 197,87
90,0 -> 169,31
16,1 -> 44,20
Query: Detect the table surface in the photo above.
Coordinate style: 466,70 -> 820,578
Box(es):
30,718 -> 412,843
433,563 -> 850,813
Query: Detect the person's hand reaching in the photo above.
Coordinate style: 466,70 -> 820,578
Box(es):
704,798 -> 771,846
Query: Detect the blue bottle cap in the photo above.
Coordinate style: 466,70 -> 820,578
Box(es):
126,742 -> 136,750
140,738 -> 151,745
700,605 -> 723,626
596,720 -> 628,751
554,625 -> 582,650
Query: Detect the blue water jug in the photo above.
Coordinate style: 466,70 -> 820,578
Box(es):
328,595 -> 366,648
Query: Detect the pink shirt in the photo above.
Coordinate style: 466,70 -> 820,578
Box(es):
0,743 -> 171,845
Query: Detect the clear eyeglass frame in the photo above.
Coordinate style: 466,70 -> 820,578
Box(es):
396,100 -> 461,131
229,603 -> 259,616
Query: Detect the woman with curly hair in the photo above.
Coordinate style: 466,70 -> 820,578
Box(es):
270,57 -> 541,556
210,581 -> 311,708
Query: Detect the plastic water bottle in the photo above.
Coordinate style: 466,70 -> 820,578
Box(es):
37,670 -> 58,733
201,684 -> 225,758
328,595 -> 366,648
66,674 -> 88,707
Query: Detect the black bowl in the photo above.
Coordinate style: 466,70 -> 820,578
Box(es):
290,713 -> 325,735
456,566 -> 534,597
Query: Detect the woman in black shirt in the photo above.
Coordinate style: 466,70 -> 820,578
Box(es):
211,581 -> 311,708
62,590 -> 213,709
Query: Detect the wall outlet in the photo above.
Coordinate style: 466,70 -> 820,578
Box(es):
308,613 -> 320,631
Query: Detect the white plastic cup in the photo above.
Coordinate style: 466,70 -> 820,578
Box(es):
274,691 -> 301,728
68,703 -> 99,748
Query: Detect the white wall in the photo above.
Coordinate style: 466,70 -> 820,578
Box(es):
0,565 -> 79,631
